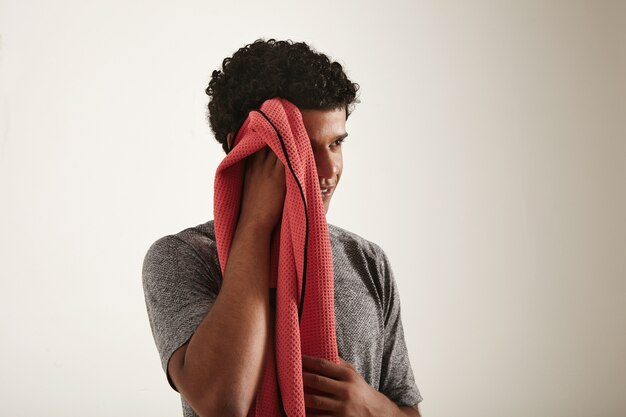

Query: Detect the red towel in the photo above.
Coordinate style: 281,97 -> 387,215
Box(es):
213,98 -> 339,416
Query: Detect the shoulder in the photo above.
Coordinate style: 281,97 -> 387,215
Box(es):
144,220 -> 217,261
327,223 -> 389,264
141,222 -> 221,376
328,224 -> 399,320
327,223 -> 393,301
142,220 -> 221,288
145,220 -> 216,255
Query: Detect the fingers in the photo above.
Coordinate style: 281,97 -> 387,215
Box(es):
246,146 -> 283,173
338,357 -> 356,370
238,146 -> 286,231
302,354 -> 352,381
304,393 -> 341,412
302,371 -> 345,395
246,146 -> 270,167
262,146 -> 284,169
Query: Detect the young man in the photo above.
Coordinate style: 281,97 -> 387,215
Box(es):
142,39 -> 422,417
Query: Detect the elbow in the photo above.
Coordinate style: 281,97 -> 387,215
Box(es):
189,390 -> 251,417
195,401 -> 249,417
171,358 -> 252,417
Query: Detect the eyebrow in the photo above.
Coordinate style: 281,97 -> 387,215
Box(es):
309,132 -> 349,142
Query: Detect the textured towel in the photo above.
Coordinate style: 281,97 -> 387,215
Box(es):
213,98 -> 339,416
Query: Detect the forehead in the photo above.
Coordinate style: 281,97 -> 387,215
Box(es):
299,107 -> 347,141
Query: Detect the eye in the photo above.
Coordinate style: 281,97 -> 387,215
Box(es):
330,138 -> 346,148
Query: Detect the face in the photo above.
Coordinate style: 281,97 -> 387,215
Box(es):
300,107 -> 347,214
227,107 -> 347,213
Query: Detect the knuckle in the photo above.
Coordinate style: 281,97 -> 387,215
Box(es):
348,370 -> 358,382
335,384 -> 348,399
312,395 -> 323,407
338,402 -> 349,415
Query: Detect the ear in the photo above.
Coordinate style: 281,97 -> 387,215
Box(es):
226,132 -> 234,150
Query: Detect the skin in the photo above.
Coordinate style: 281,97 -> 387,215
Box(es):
166,107 -> 421,417
299,107 -> 347,214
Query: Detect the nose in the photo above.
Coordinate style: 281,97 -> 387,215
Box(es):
314,149 -> 339,180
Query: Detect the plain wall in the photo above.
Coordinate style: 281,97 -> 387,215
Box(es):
1,0 -> 624,416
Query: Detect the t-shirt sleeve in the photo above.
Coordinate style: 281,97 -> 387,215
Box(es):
378,250 -> 423,408
141,234 -> 220,391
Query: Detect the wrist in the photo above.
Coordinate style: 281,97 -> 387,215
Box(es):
236,217 -> 277,238
223,221 -> 275,289
374,391 -> 404,417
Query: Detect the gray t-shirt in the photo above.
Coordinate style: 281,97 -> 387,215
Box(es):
142,220 -> 422,416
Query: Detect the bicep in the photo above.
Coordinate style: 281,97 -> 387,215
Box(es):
166,341 -> 189,392
399,404 -> 421,416
142,235 -> 219,389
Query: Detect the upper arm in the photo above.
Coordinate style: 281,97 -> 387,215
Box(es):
400,404 -> 421,416
167,341 -> 189,392
377,249 -> 424,407
142,234 -> 220,390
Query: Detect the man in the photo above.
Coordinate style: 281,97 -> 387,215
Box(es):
142,38 -> 422,417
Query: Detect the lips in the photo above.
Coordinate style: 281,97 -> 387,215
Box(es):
320,185 -> 335,199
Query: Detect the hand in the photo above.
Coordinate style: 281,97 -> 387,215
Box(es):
238,146 -> 286,233
302,354 -> 396,417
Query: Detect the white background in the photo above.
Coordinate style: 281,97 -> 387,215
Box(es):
1,1 -> 625,416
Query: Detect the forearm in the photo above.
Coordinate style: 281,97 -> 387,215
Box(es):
397,406 -> 421,417
177,221 -> 272,415
377,391 -> 421,417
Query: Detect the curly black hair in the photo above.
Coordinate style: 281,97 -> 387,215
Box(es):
206,38 -> 360,153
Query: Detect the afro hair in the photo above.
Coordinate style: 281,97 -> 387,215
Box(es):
205,38 -> 360,153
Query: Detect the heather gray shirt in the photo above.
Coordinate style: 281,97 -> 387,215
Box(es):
142,220 -> 422,416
